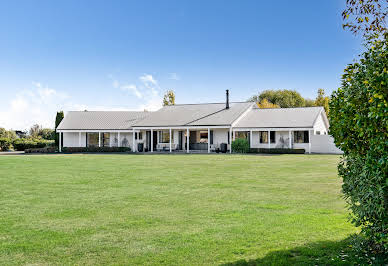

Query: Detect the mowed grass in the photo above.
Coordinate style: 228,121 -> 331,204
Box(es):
0,154 -> 358,265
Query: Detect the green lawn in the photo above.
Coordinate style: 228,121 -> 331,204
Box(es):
0,154 -> 359,265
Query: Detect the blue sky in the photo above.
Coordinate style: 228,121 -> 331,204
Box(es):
0,0 -> 362,129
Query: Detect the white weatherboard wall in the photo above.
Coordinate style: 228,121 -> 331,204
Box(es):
311,135 -> 343,154
313,113 -> 328,135
63,132 -> 86,147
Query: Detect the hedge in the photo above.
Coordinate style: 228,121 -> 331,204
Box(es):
61,146 -> 131,153
25,147 -> 57,153
12,138 -> 55,151
249,148 -> 305,154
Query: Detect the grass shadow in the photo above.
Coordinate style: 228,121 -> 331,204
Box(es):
221,236 -> 387,265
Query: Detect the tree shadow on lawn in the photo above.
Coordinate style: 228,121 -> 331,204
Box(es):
221,235 -> 387,266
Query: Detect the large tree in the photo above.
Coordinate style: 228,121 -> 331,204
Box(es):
248,89 -> 306,108
330,34 -> 387,253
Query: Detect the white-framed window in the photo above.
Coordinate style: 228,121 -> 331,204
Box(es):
159,131 -> 170,143
294,131 -> 309,143
259,131 -> 275,143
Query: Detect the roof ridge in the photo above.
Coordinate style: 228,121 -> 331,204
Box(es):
166,101 -> 250,106
67,110 -> 150,113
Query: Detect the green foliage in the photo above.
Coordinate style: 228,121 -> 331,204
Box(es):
329,34 -> 388,252
249,89 -> 306,108
61,146 -> 131,153
304,98 -> 316,107
231,138 -> 249,153
163,90 -> 175,106
0,138 -> 12,151
314,88 -> 330,114
342,0 -> 387,37
12,138 -> 55,151
55,111 -> 64,146
39,128 -> 55,140
249,148 -> 305,154
0,128 -> 17,139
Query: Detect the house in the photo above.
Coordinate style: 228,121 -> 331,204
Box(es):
56,90 -> 342,154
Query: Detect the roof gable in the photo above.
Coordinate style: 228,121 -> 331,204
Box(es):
133,102 -> 253,127
234,107 -> 324,128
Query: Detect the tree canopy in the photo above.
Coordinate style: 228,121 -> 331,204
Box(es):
163,90 -> 175,106
248,89 -> 306,108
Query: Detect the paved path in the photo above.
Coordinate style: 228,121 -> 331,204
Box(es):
0,151 -> 24,155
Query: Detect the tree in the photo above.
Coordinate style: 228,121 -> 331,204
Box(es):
163,90 -> 175,106
55,111 -> 64,146
257,98 -> 280,108
249,89 -> 306,108
0,128 -> 17,139
29,124 -> 41,137
314,88 -> 330,114
304,98 -> 316,107
342,0 -> 387,37
39,128 -> 55,140
329,34 -> 387,253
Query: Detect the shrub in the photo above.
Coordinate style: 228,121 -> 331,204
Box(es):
12,138 -> 55,151
231,138 -> 250,153
249,148 -> 305,154
0,138 -> 12,151
61,146 -> 131,153
329,35 -> 388,252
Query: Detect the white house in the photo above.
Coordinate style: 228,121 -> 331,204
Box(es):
56,91 -> 341,154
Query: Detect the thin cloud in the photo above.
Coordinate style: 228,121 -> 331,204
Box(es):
168,73 -> 180,80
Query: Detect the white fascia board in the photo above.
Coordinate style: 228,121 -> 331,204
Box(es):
132,126 -> 230,130
233,127 -> 313,131
56,129 -> 133,133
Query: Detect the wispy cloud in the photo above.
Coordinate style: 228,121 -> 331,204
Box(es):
168,73 -> 180,80
109,73 -> 163,111
121,84 -> 142,99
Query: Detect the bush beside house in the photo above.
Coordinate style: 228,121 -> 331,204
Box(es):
231,139 -> 250,153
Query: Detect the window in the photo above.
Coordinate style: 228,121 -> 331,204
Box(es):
235,131 -> 249,140
316,131 -> 321,135
227,131 -> 230,144
159,131 -> 170,143
294,131 -> 309,143
199,131 -> 208,143
210,130 -> 213,145
270,131 -> 276,143
260,131 -> 276,143
102,133 -> 110,147
87,133 -> 99,147
135,132 -> 142,140
259,131 -> 268,143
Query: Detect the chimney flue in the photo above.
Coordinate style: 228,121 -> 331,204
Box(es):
226,89 -> 230,109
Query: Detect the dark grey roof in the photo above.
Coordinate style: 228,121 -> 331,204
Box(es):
133,102 -> 254,127
234,106 -> 324,128
57,111 -> 150,130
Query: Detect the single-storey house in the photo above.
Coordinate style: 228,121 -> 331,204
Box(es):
57,91 -> 342,154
